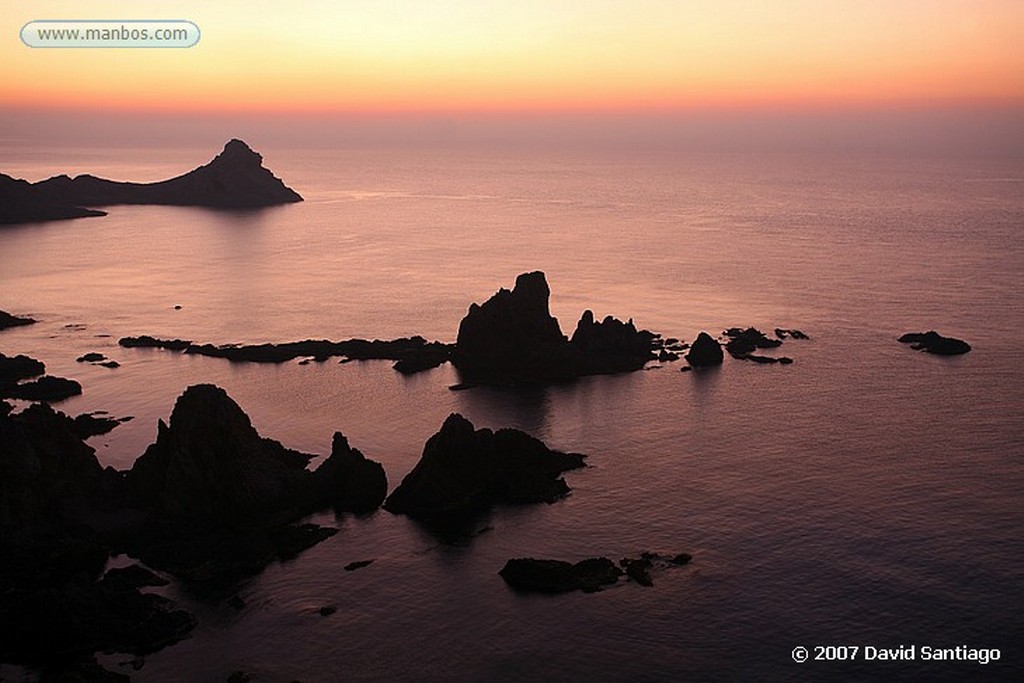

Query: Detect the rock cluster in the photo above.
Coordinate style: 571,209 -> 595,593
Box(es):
452,271 -> 656,383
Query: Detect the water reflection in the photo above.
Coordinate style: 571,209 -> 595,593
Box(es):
454,383 -> 552,436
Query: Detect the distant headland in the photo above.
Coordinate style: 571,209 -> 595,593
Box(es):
0,139 -> 302,225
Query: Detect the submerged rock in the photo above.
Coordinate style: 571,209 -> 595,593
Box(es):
384,413 -> 585,520
499,557 -> 622,593
898,331 -> 971,355
685,332 -> 723,367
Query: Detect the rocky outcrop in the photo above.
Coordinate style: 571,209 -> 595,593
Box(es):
0,173 -> 106,225
499,552 -> 692,594
308,432 -> 388,513
898,331 -> 971,355
570,310 -> 657,374
723,327 -> 782,357
1,140 -> 302,225
127,384 -> 314,524
685,332 -> 723,367
452,272 -> 657,383
0,309 -> 37,330
0,352 -> 83,402
453,271 -> 571,381
384,413 -> 585,520
119,334 -> 453,373
127,384 -> 386,524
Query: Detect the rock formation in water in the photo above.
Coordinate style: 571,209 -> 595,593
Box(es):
451,271 -> 656,383
1,139 -> 302,225
384,413 -> 585,520
685,331 -> 723,367
0,173 -> 107,224
128,384 -> 386,524
898,331 -> 971,355
0,309 -> 38,330
570,309 -> 658,374
0,400 -> 193,667
0,352 -> 82,402
119,334 -> 453,373
499,557 -> 623,593
499,552 -> 692,594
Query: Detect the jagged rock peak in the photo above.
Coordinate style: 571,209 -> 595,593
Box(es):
212,138 -> 264,167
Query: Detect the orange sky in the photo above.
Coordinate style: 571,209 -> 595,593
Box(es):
3,0 -> 1023,114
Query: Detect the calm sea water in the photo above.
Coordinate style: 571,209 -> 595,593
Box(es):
1,142 -> 1022,681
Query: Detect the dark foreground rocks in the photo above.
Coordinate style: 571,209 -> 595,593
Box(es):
1,139 -> 302,225
500,552 -> 692,594
0,383 -> 388,668
384,413 -> 585,520
898,330 -> 971,355
125,384 -> 387,584
452,271 -> 657,384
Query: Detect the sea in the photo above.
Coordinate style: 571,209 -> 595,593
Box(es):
0,139 -> 1022,681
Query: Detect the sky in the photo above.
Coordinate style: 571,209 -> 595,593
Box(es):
2,1 -> 1023,150
4,0 -> 1023,113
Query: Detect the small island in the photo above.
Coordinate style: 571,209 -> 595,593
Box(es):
0,139 -> 301,225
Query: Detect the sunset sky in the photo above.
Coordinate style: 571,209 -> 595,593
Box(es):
4,0 -> 1023,114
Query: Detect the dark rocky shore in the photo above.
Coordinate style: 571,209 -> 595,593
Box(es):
0,384 -> 387,674
0,139 -> 301,225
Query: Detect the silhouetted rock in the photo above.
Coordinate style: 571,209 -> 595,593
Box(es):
621,557 -> 654,587
570,309 -> 657,373
775,328 -> 809,340
127,384 -> 315,524
384,413 -> 585,520
71,412 -> 132,439
309,432 -> 388,513
0,309 -> 37,330
723,327 -> 782,357
0,352 -> 46,386
453,271 -> 572,381
898,331 -> 971,355
120,334 -> 453,373
452,272 -> 658,383
499,557 -> 623,594
121,384 -> 385,586
0,172 -> 106,225
685,332 -> 723,367
31,139 -> 303,213
2,375 -> 82,402
118,335 -> 193,350
77,352 -> 107,363
344,559 -> 375,571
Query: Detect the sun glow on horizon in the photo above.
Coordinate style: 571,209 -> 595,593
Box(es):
2,0 -> 1023,115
